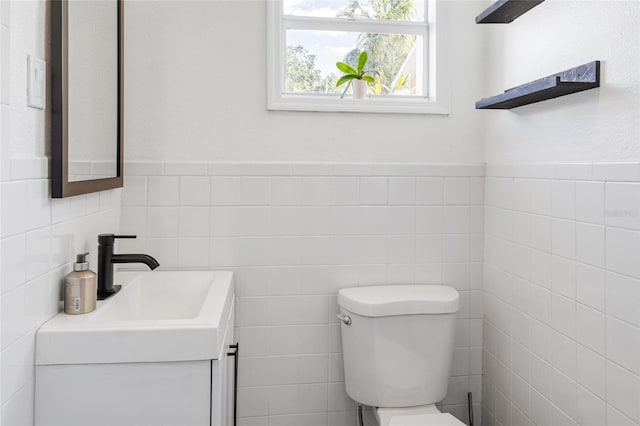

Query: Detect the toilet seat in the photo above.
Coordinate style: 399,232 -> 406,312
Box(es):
376,405 -> 465,426
388,413 -> 463,426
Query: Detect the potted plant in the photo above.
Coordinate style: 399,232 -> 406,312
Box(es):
336,51 -> 375,99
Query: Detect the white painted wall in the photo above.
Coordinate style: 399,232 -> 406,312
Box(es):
483,0 -> 640,163
123,0 -> 486,164
0,2 -> 121,424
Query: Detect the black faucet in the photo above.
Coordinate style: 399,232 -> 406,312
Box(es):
97,234 -> 160,300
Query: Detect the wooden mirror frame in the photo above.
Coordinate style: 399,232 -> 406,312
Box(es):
50,0 -> 123,198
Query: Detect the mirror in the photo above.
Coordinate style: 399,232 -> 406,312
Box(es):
51,0 -> 123,198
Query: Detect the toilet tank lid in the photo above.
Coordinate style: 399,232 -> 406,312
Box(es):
337,285 -> 459,317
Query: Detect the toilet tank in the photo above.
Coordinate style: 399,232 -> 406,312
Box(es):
337,285 -> 459,408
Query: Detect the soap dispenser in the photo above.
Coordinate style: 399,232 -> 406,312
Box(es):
64,252 -> 97,314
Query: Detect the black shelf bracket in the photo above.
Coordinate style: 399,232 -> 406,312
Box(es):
476,0 -> 545,24
476,61 -> 600,110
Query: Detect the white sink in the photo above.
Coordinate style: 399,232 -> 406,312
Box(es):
36,271 -> 234,365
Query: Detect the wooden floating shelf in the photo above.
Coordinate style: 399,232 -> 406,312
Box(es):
476,0 -> 545,24
476,61 -> 600,110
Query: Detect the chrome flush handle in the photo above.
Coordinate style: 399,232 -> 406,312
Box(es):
336,313 -> 352,326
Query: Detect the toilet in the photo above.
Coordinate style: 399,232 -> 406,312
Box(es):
337,284 -> 465,426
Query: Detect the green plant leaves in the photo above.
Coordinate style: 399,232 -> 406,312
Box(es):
336,62 -> 357,75
336,51 -> 374,92
336,74 -> 357,87
357,51 -> 368,74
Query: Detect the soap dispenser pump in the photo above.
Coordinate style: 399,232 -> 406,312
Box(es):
64,252 -> 97,314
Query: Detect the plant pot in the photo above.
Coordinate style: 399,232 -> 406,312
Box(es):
352,79 -> 368,99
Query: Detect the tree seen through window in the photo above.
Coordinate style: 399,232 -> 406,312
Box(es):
285,0 -> 421,96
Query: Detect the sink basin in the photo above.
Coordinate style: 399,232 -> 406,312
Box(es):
90,272 -> 217,321
36,271 -> 234,365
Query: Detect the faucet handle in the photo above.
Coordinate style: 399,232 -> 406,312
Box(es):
98,234 -> 137,246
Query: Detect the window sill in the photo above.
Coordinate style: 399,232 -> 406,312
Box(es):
267,94 -> 450,115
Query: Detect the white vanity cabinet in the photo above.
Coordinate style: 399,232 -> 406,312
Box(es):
35,305 -> 236,426
34,271 -> 237,426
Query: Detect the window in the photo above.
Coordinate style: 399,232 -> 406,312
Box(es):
267,0 -> 450,114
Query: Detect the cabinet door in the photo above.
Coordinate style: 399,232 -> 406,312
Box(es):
225,344 -> 237,426
36,361 -> 211,426
225,308 -> 237,426
211,302 -> 236,426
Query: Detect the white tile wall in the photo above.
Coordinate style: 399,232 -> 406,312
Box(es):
120,161 -> 485,426
0,2 -> 122,423
0,182 -> 121,426
483,162 -> 640,426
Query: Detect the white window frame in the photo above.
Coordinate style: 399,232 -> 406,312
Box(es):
267,0 -> 450,115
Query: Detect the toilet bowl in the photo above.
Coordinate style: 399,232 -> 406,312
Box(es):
376,405 -> 463,426
337,284 -> 465,426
